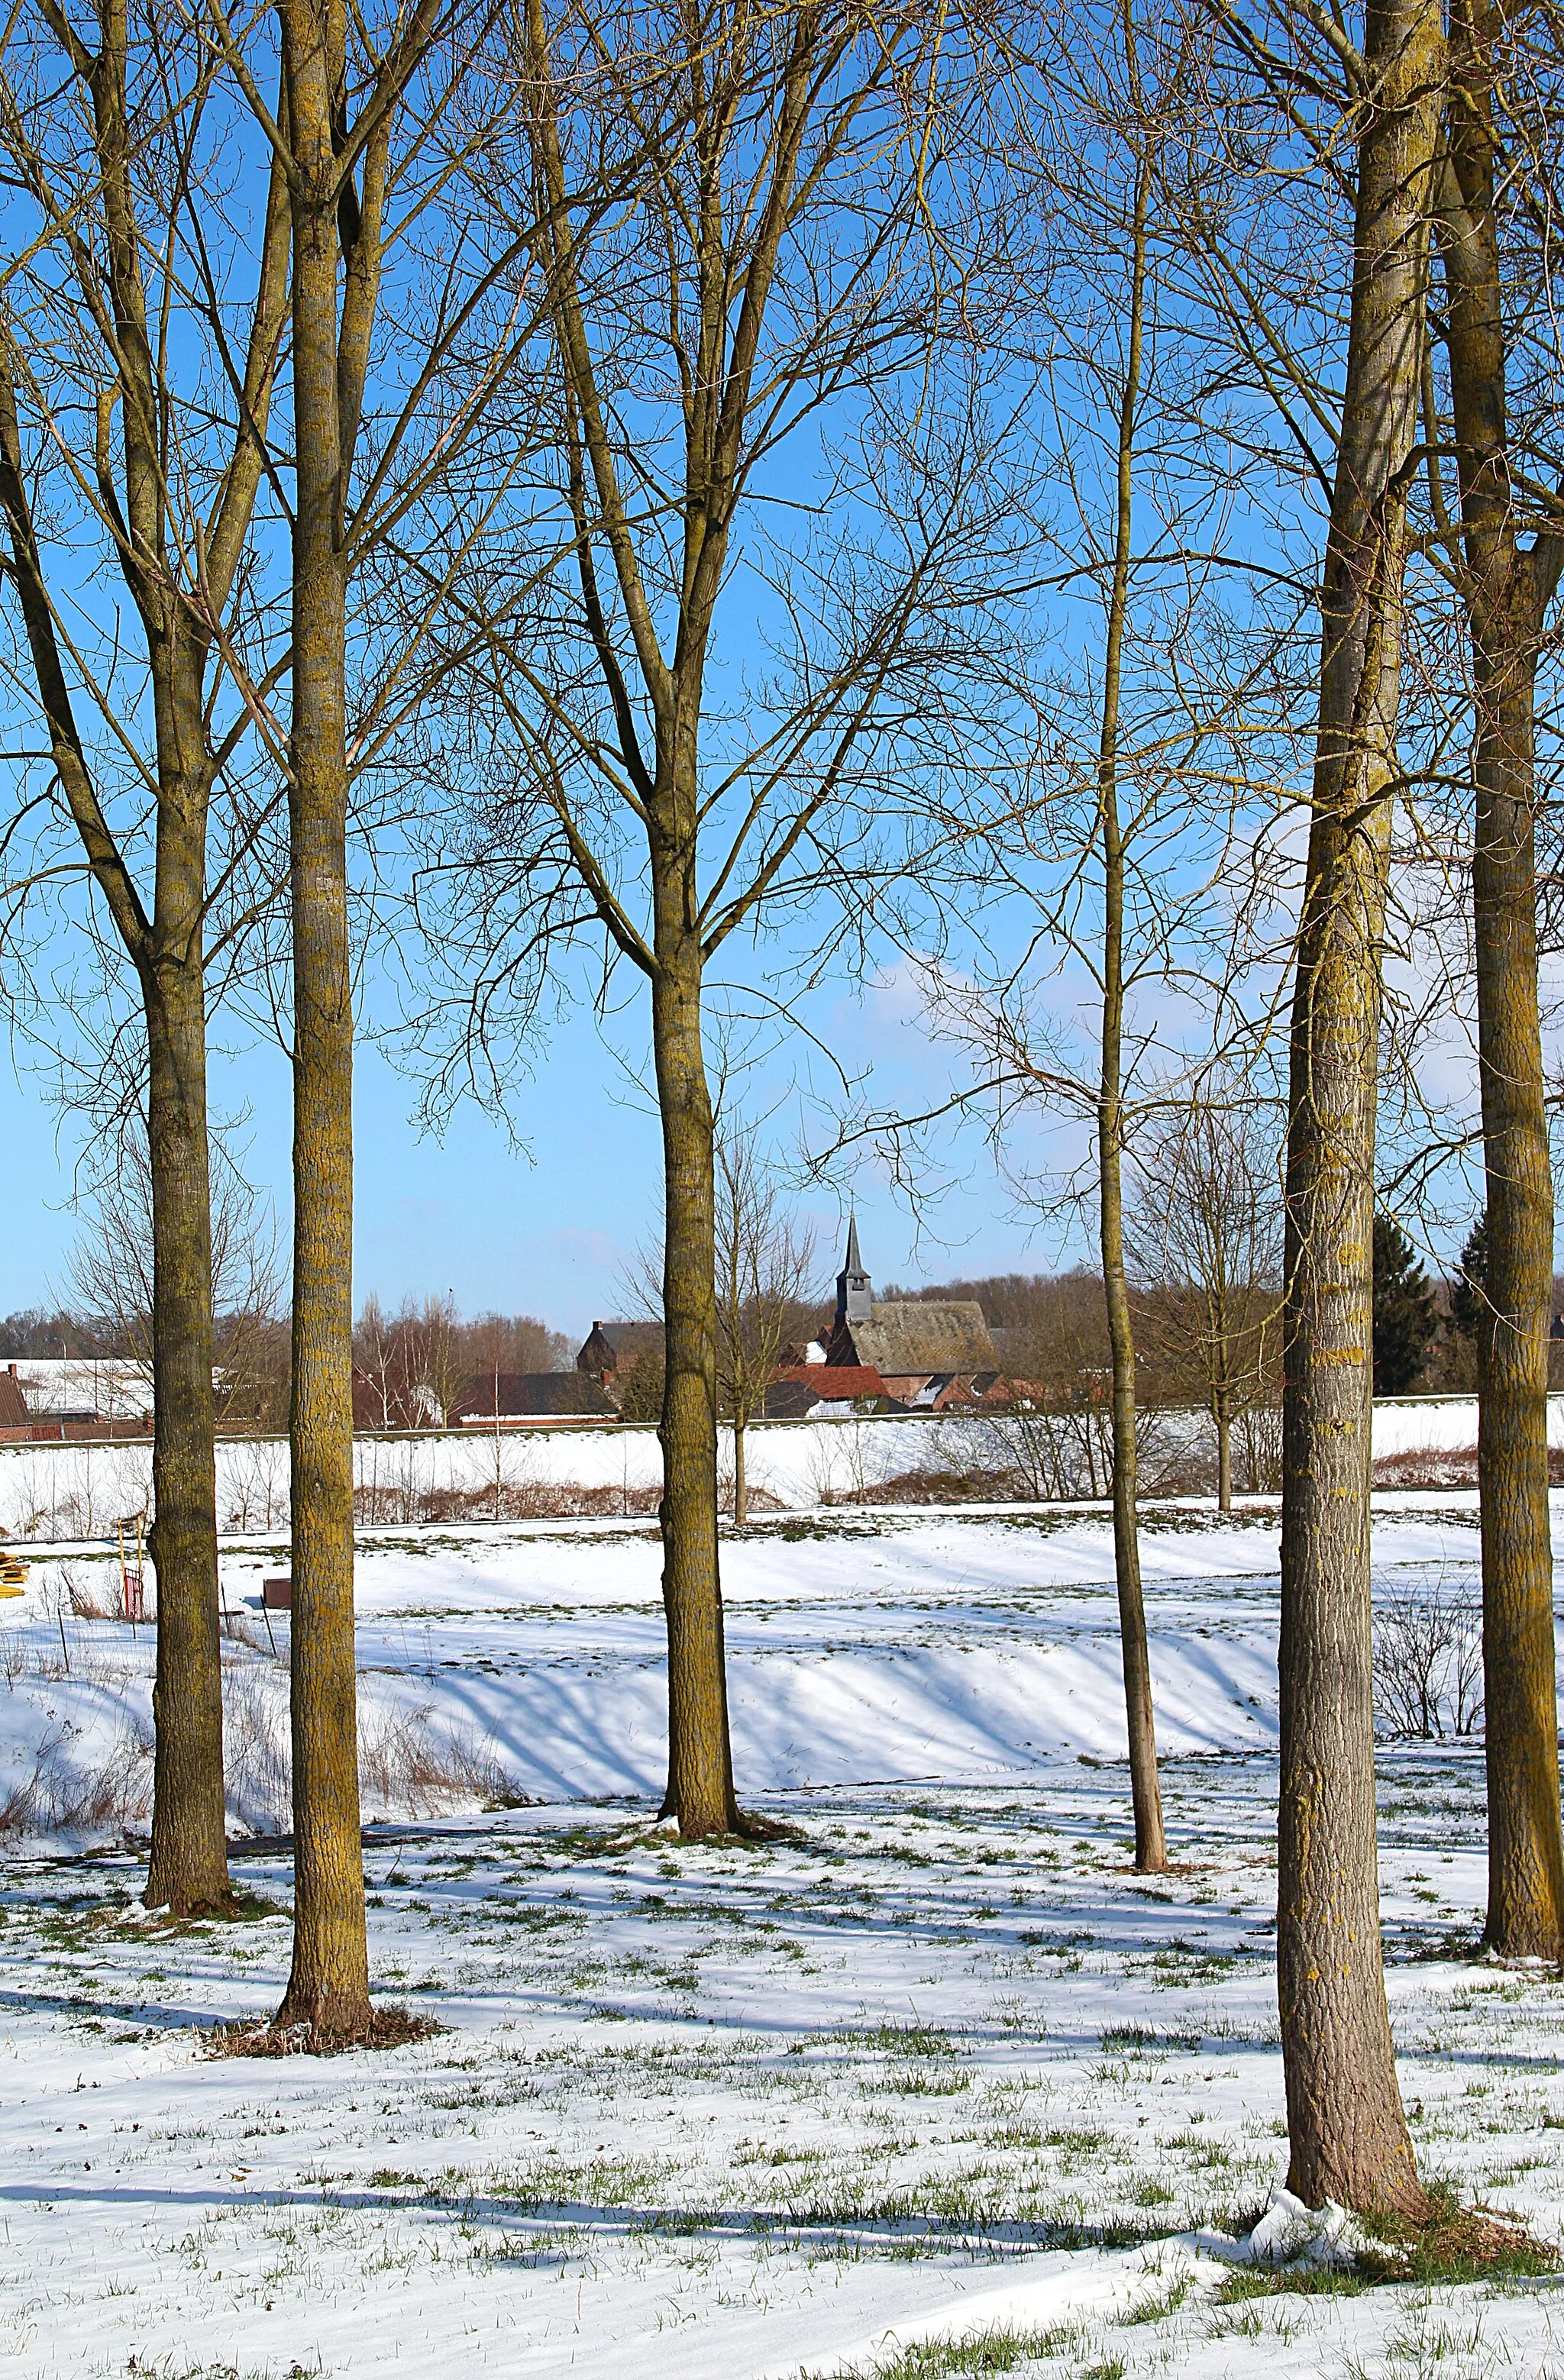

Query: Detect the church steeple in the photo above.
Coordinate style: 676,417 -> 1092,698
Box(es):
835,1208 -> 872,1327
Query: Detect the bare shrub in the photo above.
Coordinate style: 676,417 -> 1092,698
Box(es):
357,1709 -> 519,1813
1453,1622 -> 1485,1738
221,1666 -> 292,1830
62,1563 -> 113,1619
1374,1446 -> 1481,1490
0,1634 -> 24,1691
221,1661 -> 524,1829
57,1560 -> 155,1625
1374,1443 -> 1564,1491
0,1715 -> 154,1838
1374,1578 -> 1483,1740
1236,1402 -> 1283,1493
833,1464 -> 1028,1506
841,1407 -> 1218,1506
351,1476 -> 661,1526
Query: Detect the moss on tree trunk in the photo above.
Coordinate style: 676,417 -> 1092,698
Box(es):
1278,0 -> 1440,2218
274,0 -> 372,2037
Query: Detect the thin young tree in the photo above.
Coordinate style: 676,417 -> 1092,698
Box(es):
1092,60 -> 1168,1871
1430,0 -> 1564,1963
427,0 -> 1028,1835
66,1131 -> 286,1417
713,1119 -> 817,1526
1124,1089 -> 1283,1509
0,4 -> 289,1914
877,0 -> 1252,1871
1267,0 -> 1443,2214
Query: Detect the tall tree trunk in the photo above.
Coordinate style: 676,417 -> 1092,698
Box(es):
1439,0 -> 1564,1965
1097,146 -> 1166,1875
276,0 -> 371,2037
1472,649 -> 1564,1960
735,1423 -> 748,1528
1215,1388 -> 1232,1514
142,701 -> 228,1913
1278,0 -> 1440,2218
651,919 -> 738,1837
1,356 -> 232,1916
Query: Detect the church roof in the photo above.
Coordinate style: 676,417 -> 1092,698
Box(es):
839,1301 -> 998,1378
457,1371 -> 617,1419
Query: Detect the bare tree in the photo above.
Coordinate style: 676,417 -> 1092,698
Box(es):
1255,0 -> 1442,2218
1125,1087 -> 1284,1510
1091,22 -> 1169,1872
865,0 -> 1263,1873
353,1295 -> 404,1432
1428,0 -> 1564,1964
0,3 -> 289,1915
713,1119 -> 818,1525
418,1297 -> 472,1429
215,0 -> 542,2039
66,1132 -> 286,1423
423,0 -> 1031,1836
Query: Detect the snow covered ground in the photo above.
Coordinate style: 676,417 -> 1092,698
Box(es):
1,1497 -> 1561,2379
0,1393 -> 1540,1540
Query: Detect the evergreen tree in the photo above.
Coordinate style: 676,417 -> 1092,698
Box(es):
1372,1217 -> 1439,1394
1449,1216 -> 1490,1352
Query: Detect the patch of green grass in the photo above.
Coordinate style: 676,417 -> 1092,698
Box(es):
813,2323 -> 1084,2378
493,2152 -> 671,2211
1215,2264 -> 1370,2304
1120,2271 -> 1191,2323
1102,2024 -> 1203,2054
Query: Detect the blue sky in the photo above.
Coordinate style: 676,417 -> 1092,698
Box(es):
0,938 -> 1087,1338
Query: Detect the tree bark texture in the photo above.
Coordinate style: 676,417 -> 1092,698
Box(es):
1278,0 -> 1440,2218
1440,0 -> 1564,1965
1215,1388 -> 1232,1514
735,1426 -> 748,1529
652,921 -> 738,1837
276,0 -> 372,2036
142,653 -> 228,1916
1097,146 -> 1166,1875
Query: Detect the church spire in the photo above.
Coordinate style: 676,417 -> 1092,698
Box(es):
835,1206 -> 872,1328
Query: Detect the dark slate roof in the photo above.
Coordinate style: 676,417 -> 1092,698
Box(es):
839,1301 -> 999,1377
577,1319 -> 665,1373
456,1371 -> 617,1419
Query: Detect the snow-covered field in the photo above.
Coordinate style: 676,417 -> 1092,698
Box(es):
2,1497 -> 1562,2379
0,1393 -> 1545,1542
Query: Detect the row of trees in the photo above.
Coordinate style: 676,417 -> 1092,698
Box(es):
2,0 -> 1562,2226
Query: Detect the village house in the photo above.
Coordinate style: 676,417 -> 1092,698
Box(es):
0,1357 -> 153,1439
575,1319 -> 665,1403
822,1217 -> 1005,1407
